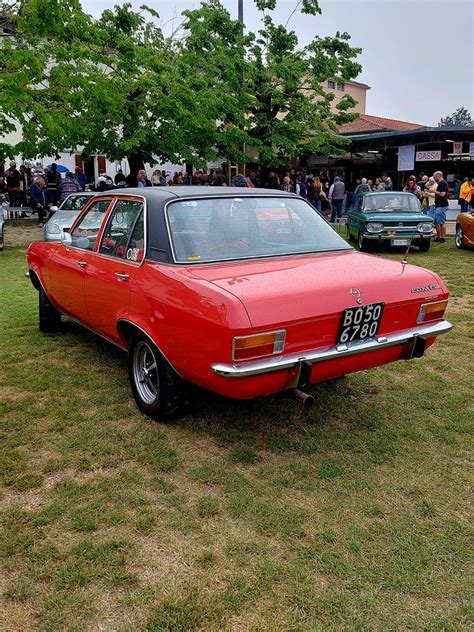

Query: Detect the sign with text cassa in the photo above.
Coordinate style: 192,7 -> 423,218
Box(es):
397,145 -> 415,171
453,142 -> 463,154
416,150 -> 441,162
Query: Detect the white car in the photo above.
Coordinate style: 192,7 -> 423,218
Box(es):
43,193 -> 96,241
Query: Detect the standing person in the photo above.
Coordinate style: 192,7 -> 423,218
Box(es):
28,176 -> 49,227
374,177 -> 385,191
453,176 -> 462,202
382,173 -> 393,191
266,171 -> 280,189
281,176 -> 294,193
403,175 -> 422,199
114,168 -> 125,186
295,175 -> 307,198
137,170 -> 151,187
19,165 -> 32,208
59,172 -> 80,201
46,163 -> 62,204
309,177 -> 322,212
74,166 -> 87,191
355,177 -> 371,198
329,176 -> 346,222
459,177 -> 472,212
433,170 -> 449,243
5,160 -> 22,207
423,176 -> 437,217
418,174 -> 428,192
151,169 -> 162,186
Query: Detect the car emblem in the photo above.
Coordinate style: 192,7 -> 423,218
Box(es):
398,222 -> 403,227
388,228 -> 396,236
349,288 -> 363,304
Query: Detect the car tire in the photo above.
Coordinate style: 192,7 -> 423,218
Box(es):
39,287 -> 62,332
128,334 -> 184,420
455,224 -> 465,249
419,238 -> 431,252
346,222 -> 354,241
358,231 -> 370,251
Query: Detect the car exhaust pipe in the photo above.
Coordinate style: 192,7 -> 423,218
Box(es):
290,388 -> 314,409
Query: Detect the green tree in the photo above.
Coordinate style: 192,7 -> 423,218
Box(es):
438,107 -> 473,128
0,0 -> 250,174
244,0 -> 362,167
0,0 -> 362,173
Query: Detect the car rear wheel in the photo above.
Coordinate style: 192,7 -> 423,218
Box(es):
455,224 -> 465,249
39,287 -> 62,332
128,334 -> 183,420
419,238 -> 431,252
358,231 -> 370,251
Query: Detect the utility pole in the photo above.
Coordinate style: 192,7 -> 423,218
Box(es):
228,0 -> 245,184
238,0 -> 243,24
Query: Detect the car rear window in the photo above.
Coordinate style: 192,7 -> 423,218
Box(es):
167,196 -> 351,263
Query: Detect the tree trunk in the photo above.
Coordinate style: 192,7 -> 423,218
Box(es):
127,151 -> 146,184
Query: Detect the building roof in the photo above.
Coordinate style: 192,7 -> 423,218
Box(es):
340,114 -> 424,135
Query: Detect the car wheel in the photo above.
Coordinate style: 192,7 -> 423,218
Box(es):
419,238 -> 431,252
39,287 -> 62,332
128,334 -> 184,420
455,224 -> 465,249
358,231 -> 369,251
346,222 -> 354,241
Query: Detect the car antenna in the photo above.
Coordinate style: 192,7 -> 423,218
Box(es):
401,237 -> 413,265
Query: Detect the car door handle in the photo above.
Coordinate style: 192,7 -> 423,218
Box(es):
78,260 -> 87,268
114,272 -> 129,281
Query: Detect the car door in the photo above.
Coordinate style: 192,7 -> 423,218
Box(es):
49,199 -> 112,323
84,198 -> 145,344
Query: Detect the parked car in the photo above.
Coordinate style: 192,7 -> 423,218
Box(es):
455,210 -> 474,250
43,192 -> 96,242
26,188 -> 452,419
346,192 -> 434,252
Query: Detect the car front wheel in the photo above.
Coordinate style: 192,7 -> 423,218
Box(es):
419,238 -> 431,252
455,225 -> 465,249
128,334 -> 183,420
39,287 -> 62,332
346,222 -> 354,241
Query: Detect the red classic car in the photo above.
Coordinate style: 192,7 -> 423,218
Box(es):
26,188 -> 452,418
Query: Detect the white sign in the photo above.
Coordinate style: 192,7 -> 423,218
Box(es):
416,150 -> 441,162
469,142 -> 474,157
398,145 -> 415,171
453,142 -> 463,154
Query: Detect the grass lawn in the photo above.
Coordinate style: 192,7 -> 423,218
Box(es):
1,224 -> 473,631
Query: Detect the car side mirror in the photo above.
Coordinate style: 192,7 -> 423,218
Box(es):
60,231 -> 72,247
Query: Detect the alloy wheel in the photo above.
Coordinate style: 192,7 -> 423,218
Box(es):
133,341 -> 159,405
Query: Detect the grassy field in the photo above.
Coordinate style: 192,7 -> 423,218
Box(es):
1,224 -> 473,631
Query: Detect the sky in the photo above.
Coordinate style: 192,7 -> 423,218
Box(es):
81,0 -> 474,127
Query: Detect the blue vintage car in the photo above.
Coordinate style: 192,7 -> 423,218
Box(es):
346,192 -> 434,252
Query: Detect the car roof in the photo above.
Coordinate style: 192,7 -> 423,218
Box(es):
96,186 -> 297,201
364,191 -> 412,196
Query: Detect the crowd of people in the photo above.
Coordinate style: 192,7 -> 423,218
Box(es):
2,160 -> 473,236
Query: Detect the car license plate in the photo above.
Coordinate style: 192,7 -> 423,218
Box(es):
391,239 -> 409,246
338,302 -> 384,344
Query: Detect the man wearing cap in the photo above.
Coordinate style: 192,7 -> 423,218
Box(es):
5,160 -> 22,207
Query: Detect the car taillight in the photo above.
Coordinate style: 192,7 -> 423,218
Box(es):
417,300 -> 448,324
232,330 -> 286,361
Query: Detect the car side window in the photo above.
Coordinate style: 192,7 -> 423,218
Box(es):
125,212 -> 145,262
99,200 -> 144,260
70,200 -> 111,250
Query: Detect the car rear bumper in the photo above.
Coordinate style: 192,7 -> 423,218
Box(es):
211,319 -> 452,379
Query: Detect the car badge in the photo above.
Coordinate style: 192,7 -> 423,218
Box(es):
398,222 -> 403,227
349,288 -> 362,305
388,228 -> 396,236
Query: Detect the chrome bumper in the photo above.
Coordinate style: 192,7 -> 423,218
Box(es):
211,320 -> 452,378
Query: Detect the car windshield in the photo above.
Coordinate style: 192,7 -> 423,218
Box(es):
60,195 -> 92,211
363,194 -> 421,212
167,196 -> 351,263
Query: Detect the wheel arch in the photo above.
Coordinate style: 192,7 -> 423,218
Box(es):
28,269 -> 42,291
116,319 -> 182,376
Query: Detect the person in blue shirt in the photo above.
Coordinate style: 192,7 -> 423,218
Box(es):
74,166 -> 87,191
